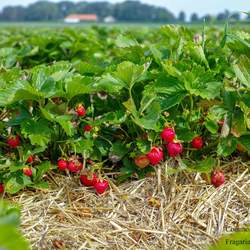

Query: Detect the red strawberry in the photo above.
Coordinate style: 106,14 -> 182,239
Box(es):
160,127 -> 175,142
84,124 -> 92,132
26,155 -> 34,163
166,142 -> 183,158
75,104 -> 86,117
7,135 -> 20,148
211,170 -> 225,187
68,159 -> 83,173
191,136 -> 203,149
134,155 -> 150,168
23,167 -> 32,177
0,184 -> 4,193
94,179 -> 109,194
57,159 -> 68,171
147,147 -> 164,165
80,173 -> 98,186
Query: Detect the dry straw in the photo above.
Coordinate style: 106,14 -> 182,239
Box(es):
10,159 -> 250,250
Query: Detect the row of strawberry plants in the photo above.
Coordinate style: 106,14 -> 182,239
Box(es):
0,25 -> 249,194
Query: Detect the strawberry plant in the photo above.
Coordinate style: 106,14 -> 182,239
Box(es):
0,24 -> 249,193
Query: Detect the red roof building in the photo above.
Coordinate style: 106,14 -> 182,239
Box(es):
64,14 -> 98,23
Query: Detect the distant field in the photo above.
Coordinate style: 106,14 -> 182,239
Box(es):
0,21 -> 249,30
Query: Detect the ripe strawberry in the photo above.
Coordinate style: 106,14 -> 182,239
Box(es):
26,155 -> 34,163
75,104 -> 86,117
57,159 -> 68,171
166,142 -> 183,158
23,167 -> 32,177
134,155 -> 150,168
160,127 -> 175,142
94,179 -> 109,194
211,170 -> 225,188
147,147 -> 164,165
68,159 -> 83,173
0,184 -> 4,193
84,124 -> 92,132
7,135 -> 20,148
80,173 -> 98,186
191,136 -> 203,149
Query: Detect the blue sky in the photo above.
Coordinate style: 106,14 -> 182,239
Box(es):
0,0 -> 249,17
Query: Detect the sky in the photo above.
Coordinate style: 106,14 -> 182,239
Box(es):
0,0 -> 249,17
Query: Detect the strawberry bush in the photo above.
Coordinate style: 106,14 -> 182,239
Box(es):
0,24 -> 249,194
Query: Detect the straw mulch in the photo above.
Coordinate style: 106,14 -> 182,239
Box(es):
10,159 -> 250,250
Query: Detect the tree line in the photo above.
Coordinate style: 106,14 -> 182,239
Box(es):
0,0 -> 248,22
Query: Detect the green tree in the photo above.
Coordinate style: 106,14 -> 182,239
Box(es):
58,1 -> 76,18
178,11 -> 186,22
190,13 -> 199,22
0,6 -> 26,21
25,1 -> 61,21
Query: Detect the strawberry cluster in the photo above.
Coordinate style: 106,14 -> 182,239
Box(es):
133,127 -> 223,187
57,158 -> 109,194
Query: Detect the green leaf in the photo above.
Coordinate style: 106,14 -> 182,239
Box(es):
0,81 -> 43,107
34,161 -> 51,182
21,119 -> 51,147
113,61 -> 147,89
55,115 -> 74,136
65,76 -> 92,100
95,74 -> 125,93
7,106 -> 32,126
123,97 -> 137,114
117,158 -> 137,183
183,66 -> 222,99
205,119 -> 219,134
154,74 -> 186,110
223,91 -> 237,112
30,181 -> 49,190
40,107 -> 55,121
232,55 -> 250,88
71,139 -> 94,155
176,129 -> 197,142
115,34 -> 138,48
0,225 -> 30,250
94,110 -> 127,125
188,44 -> 208,66
0,201 -> 20,227
40,107 -> 74,136
237,134 -> 250,152
5,175 -> 32,194
133,101 -> 161,130
187,157 -> 216,173
136,139 -> 151,154
184,78 -> 222,99
73,61 -> 103,75
232,108 -> 246,136
241,93 -> 250,108
150,45 -> 165,66
217,136 -> 237,157
110,142 -> 129,159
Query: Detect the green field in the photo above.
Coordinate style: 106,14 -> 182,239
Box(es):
0,20 -> 249,29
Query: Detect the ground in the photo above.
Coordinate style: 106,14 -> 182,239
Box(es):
10,160 -> 249,250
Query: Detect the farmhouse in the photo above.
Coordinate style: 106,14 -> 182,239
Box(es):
103,16 -> 116,23
64,14 -> 98,23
